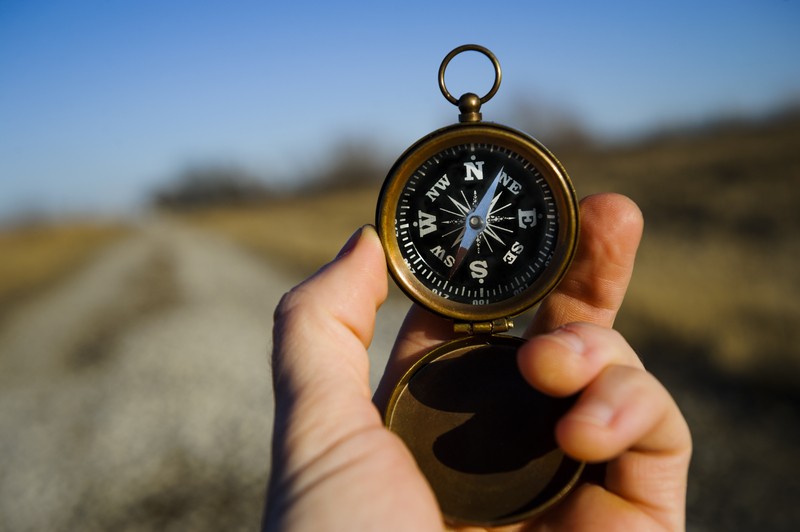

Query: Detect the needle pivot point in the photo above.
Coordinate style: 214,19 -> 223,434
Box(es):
469,215 -> 484,229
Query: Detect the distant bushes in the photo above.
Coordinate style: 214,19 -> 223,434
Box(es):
151,165 -> 273,210
309,140 -> 387,192
150,139 -> 388,210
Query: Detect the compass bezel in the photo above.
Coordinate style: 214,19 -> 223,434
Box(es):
376,122 -> 579,323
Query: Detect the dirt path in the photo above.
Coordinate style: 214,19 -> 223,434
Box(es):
0,219 -> 409,531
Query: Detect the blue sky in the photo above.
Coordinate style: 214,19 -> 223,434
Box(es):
1,0 -> 798,219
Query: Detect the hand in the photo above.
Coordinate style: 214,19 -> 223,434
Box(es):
264,193 -> 691,531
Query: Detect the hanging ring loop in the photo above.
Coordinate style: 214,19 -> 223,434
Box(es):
438,44 -> 502,106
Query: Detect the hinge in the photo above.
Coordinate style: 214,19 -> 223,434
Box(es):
454,318 -> 514,335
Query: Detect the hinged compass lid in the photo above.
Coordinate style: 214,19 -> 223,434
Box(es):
384,334 -> 585,526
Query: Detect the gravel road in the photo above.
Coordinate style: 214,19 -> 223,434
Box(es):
0,219 -> 410,531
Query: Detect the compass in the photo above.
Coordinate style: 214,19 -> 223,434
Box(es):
376,45 -> 583,526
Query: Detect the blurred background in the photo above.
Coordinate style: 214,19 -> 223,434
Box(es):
1,1 -> 798,530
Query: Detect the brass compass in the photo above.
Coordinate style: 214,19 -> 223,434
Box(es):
376,45 -> 583,527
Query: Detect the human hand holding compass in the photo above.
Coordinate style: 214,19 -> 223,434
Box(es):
264,45 -> 689,531
265,195 -> 691,531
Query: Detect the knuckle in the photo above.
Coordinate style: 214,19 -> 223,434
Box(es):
273,284 -> 311,325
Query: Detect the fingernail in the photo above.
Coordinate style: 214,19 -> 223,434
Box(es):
569,400 -> 615,427
549,325 -> 585,353
336,226 -> 364,259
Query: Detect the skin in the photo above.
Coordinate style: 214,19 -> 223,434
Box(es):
263,193 -> 692,531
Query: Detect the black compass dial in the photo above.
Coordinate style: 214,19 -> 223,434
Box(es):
394,142 -> 558,306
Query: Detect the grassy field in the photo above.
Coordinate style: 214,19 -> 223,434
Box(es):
565,114 -> 800,389
181,187 -> 380,275
0,221 -> 128,317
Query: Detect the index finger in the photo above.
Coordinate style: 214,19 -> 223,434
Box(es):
526,193 -> 643,336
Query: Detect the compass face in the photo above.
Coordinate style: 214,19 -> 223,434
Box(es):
398,143 -> 553,304
378,124 -> 579,322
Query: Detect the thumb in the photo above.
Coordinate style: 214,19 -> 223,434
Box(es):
270,225 -> 388,471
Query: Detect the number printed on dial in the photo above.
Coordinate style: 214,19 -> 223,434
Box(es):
395,143 -> 558,305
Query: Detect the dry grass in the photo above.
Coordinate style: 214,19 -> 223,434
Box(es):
624,232 -> 799,382
558,115 -> 800,386
0,221 -> 128,313
180,187 -> 381,276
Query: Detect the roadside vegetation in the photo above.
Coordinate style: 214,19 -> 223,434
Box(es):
0,221 -> 128,317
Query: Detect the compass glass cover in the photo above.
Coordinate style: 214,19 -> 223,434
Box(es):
394,142 -> 559,307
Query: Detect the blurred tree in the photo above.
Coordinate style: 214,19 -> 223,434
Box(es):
152,164 -> 272,209
503,95 -> 592,150
310,139 -> 388,192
